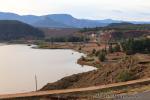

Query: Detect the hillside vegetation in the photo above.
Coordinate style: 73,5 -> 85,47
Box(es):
0,20 -> 44,41
79,22 -> 150,41
80,22 -> 150,32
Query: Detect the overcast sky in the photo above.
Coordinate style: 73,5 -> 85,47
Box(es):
0,0 -> 150,21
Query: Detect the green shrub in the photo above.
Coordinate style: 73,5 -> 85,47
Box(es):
98,51 -> 106,62
92,49 -> 96,54
113,44 -> 121,52
81,56 -> 85,61
95,50 -> 100,56
108,44 -> 113,53
117,70 -> 134,82
78,47 -> 82,51
97,43 -> 100,46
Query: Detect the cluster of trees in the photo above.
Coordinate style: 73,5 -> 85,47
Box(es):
107,23 -> 150,31
98,50 -> 106,62
79,27 -> 102,33
92,38 -> 150,62
108,43 -> 121,53
92,49 -> 106,62
121,38 -> 150,54
91,43 -> 122,62
0,20 -> 44,41
80,22 -> 150,33
45,36 -> 89,42
108,38 -> 150,55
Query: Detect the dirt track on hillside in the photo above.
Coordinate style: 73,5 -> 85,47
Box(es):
0,78 -> 150,99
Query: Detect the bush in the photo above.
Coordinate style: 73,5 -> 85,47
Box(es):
113,44 -> 121,52
98,51 -> 106,62
117,70 -> 134,82
92,49 -> 96,54
108,44 -> 113,53
81,56 -> 85,61
95,50 -> 100,56
97,43 -> 100,46
78,47 -> 82,51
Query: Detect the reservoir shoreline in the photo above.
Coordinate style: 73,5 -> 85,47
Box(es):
0,43 -> 95,94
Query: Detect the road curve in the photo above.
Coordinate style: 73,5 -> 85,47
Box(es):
0,78 -> 150,99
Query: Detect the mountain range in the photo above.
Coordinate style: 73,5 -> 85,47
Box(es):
0,12 -> 149,28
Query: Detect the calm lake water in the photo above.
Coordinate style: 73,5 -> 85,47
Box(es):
0,44 -> 95,94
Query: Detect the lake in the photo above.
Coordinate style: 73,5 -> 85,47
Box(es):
0,44 -> 95,94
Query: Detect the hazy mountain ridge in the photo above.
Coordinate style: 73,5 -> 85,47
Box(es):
0,12 -> 120,28
33,17 -> 71,28
0,12 -> 150,28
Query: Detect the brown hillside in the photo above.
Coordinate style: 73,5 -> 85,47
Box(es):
41,54 -> 150,91
40,28 -> 79,38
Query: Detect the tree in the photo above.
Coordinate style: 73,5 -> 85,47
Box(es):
121,38 -> 150,54
108,44 -> 113,53
121,38 -> 135,55
113,44 -> 121,52
81,56 -> 85,61
92,49 -> 96,54
98,51 -> 106,62
0,20 -> 44,41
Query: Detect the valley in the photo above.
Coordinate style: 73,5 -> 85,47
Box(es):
0,14 -> 149,100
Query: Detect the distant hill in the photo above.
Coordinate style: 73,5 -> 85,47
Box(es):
44,14 -> 107,28
0,12 -> 124,28
106,22 -> 150,30
79,22 -> 150,40
107,22 -> 134,27
1,12 -> 150,28
33,17 -> 71,28
0,20 -> 44,41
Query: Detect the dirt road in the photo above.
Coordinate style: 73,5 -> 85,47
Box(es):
0,78 -> 150,99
